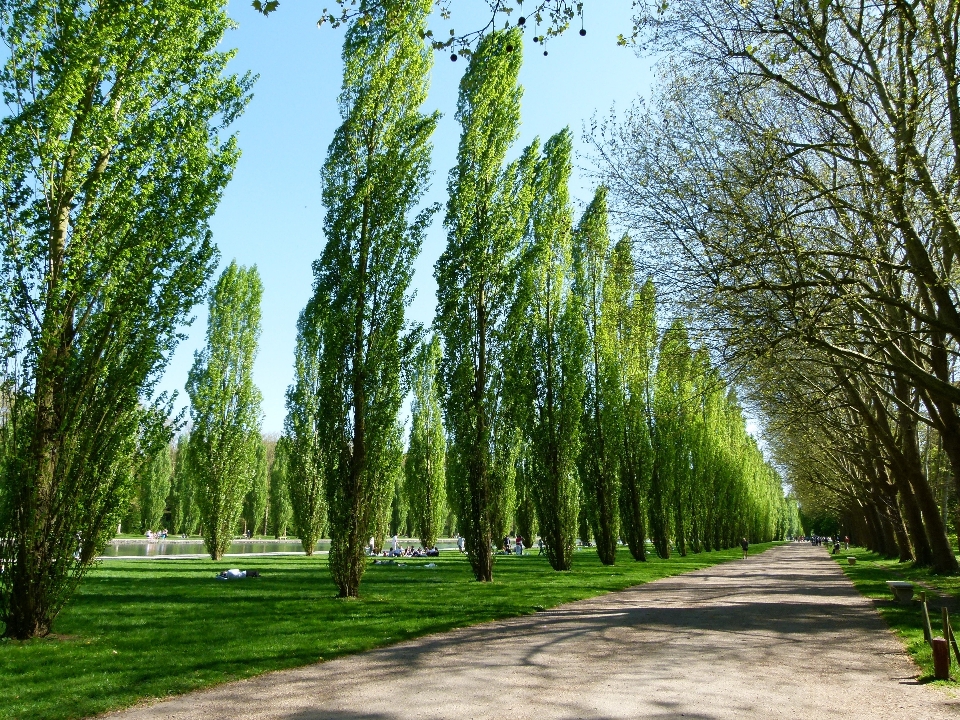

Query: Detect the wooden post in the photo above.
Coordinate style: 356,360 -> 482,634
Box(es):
922,593 -> 933,645
943,608 -> 952,670
947,613 -> 960,666
933,638 -> 951,680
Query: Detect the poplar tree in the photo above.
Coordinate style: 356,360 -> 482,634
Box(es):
169,434 -> 201,536
515,129 -> 587,571
436,28 -> 532,581
186,262 -> 264,561
380,422 -> 406,540
611,269 -> 655,561
242,436 -> 268,535
514,440 -> 538,546
574,187 -> 619,564
0,0 -> 249,638
285,318 -> 328,555
139,444 -> 173,533
649,320 -> 692,557
303,0 -> 437,596
405,337 -> 447,548
269,437 -> 293,538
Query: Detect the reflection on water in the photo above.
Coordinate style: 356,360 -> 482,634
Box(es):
99,540 -> 326,557
99,538 -> 459,558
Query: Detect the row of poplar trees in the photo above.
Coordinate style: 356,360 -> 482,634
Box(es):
283,0 -> 790,598
121,431 -> 293,545
591,0 -> 960,572
127,260 -> 309,562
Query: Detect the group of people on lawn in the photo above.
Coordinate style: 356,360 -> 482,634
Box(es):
457,533 -> 540,556
501,534 -> 527,555
368,535 -> 440,558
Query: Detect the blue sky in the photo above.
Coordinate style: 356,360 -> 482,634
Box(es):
158,1 -> 655,434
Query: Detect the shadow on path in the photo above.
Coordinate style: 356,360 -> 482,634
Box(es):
107,544 -> 960,720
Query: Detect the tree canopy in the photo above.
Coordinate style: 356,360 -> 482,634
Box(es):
0,0 -> 250,639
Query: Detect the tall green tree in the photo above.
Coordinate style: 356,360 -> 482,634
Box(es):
607,248 -> 655,561
514,129 -> 587,571
169,433 -> 200,536
303,0 -> 437,597
650,319 -> 693,557
388,462 -> 409,538
139,443 -> 173,533
371,420 -> 405,549
269,436 -> 293,538
514,440 -> 538,546
405,337 -> 447,547
0,0 -> 249,638
435,28 -> 533,582
186,262 -> 264,561
284,320 -> 328,555
242,435 -> 268,535
573,186 -> 619,564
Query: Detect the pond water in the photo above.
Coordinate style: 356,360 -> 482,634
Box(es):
98,540 -> 325,557
99,538 -> 460,558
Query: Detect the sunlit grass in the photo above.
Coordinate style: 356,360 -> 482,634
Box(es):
2,542 -> 778,720
833,547 -> 960,684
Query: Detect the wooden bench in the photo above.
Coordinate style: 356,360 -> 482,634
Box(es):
886,580 -> 914,604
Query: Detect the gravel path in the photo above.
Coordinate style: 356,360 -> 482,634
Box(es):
106,543 -> 960,719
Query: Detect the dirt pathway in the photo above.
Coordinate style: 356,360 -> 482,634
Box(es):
106,543 -> 960,719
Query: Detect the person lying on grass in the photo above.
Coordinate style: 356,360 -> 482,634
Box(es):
215,569 -> 261,580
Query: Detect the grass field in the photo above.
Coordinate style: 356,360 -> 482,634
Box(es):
833,547 -> 960,684
2,542 -> 778,720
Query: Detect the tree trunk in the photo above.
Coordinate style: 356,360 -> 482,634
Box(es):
465,283 -> 493,583
619,454 -> 647,562
898,407 -> 959,573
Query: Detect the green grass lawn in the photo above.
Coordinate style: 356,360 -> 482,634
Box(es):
833,547 -> 960,684
2,542 -> 777,720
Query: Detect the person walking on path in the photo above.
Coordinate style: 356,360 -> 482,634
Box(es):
741,537 -> 749,559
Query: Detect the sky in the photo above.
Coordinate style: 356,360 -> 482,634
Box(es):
156,1 -> 657,434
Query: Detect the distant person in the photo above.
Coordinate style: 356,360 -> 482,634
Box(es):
457,534 -> 466,553
392,534 -> 399,556
538,537 -> 545,556
833,540 -> 841,554
503,536 -> 511,554
844,535 -> 850,550
740,537 -> 749,559
515,535 -> 524,556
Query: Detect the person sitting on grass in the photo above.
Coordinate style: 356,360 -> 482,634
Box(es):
426,546 -> 439,557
